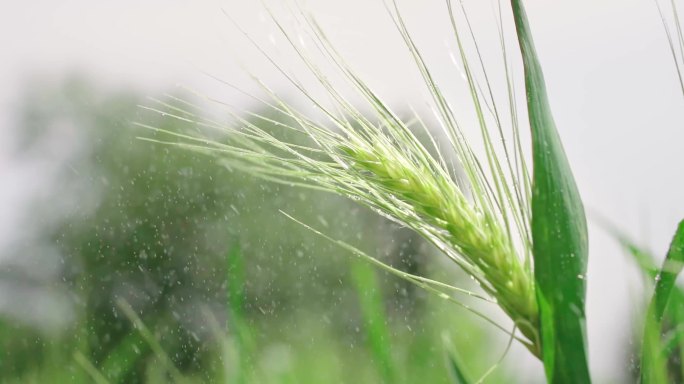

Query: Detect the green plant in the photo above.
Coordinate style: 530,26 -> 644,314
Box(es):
141,0 -> 585,380
142,0 -> 683,382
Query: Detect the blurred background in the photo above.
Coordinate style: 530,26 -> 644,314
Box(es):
1,0 -> 683,383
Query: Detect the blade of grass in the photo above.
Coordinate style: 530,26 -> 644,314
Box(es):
202,305 -> 244,384
669,296 -> 684,380
442,335 -> 472,384
662,324 -> 684,357
115,299 -> 186,383
99,332 -> 149,383
603,219 -> 684,380
350,259 -> 397,384
641,220 -> 684,384
509,0 -> 591,381
643,317 -> 670,384
74,351 -> 110,384
226,242 -> 255,384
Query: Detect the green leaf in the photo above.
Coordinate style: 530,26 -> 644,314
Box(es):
350,260 -> 397,384
641,220 -> 684,384
509,1 -> 591,382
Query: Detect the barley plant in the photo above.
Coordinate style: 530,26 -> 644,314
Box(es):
141,0 -> 684,382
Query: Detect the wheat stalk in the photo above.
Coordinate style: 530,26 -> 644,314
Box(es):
139,0 -> 541,355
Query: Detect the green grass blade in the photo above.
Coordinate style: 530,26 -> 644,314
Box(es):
509,1 -> 591,381
227,242 -> 245,320
641,220 -> 684,384
610,232 -> 660,279
350,260 -> 397,384
670,299 -> 684,380
226,242 -> 255,384
74,351 -> 110,384
443,336 -> 471,384
642,318 -> 670,384
99,332 -> 149,383
604,220 -> 684,380
115,299 -> 186,383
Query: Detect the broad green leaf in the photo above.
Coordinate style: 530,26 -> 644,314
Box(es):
350,259 -> 397,384
641,220 -> 684,384
509,1 -> 591,382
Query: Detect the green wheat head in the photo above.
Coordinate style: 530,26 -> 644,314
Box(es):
131,0 -> 684,381
139,0 -> 541,355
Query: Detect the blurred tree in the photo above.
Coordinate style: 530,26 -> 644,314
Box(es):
0,77 -> 449,383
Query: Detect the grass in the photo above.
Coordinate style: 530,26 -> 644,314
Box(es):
641,222 -> 684,384
350,259 -> 397,383
608,219 -> 684,383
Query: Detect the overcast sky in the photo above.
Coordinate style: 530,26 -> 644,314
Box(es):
1,0 -> 683,381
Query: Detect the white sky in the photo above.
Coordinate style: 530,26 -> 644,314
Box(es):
1,0 -> 683,381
